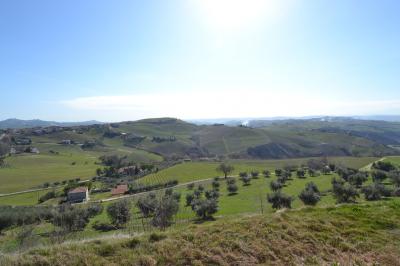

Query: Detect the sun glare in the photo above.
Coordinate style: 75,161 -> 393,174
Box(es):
193,0 -> 285,31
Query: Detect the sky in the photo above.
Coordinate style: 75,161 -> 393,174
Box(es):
0,0 -> 399,122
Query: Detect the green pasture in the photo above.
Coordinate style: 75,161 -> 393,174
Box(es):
140,157 -> 378,185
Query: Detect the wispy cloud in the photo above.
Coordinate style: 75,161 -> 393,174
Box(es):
61,90 -> 400,121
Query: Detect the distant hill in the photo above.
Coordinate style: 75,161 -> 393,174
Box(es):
0,118 -> 102,129
6,117 -> 397,159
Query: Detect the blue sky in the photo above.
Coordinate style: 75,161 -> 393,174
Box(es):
1,0 -> 399,121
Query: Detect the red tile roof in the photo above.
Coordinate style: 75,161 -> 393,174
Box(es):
69,187 -> 88,194
111,184 -> 128,196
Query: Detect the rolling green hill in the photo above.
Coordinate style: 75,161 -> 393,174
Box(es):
2,117 -> 399,160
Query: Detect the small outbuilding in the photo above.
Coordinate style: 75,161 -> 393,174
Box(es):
111,184 -> 128,196
67,187 -> 89,203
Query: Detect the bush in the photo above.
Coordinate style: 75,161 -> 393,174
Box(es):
38,191 -> 56,203
149,232 -> 167,242
240,175 -> 251,186
211,180 -> 220,191
124,238 -> 140,249
332,178 -> 359,203
205,190 -> 219,200
187,183 -> 195,190
372,170 -> 388,183
128,180 -> 178,194
267,191 -> 293,209
137,193 -> 157,217
250,171 -> 259,179
296,169 -> 306,179
336,167 -> 358,181
389,171 -> 400,187
227,183 -> 238,195
270,180 -> 283,191
239,172 -> 247,178
87,203 -> 104,217
362,183 -> 392,201
275,169 -> 283,176
92,221 -> 116,232
262,170 -> 271,178
191,198 -> 218,220
348,172 -> 368,188
308,168 -> 319,177
52,205 -> 90,232
107,199 -> 131,227
299,182 -> 321,206
185,193 -> 195,207
151,191 -> 180,229
372,161 -> 396,172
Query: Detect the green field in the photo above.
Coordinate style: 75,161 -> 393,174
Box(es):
384,156 -> 400,166
0,147 -> 99,193
140,157 -> 378,185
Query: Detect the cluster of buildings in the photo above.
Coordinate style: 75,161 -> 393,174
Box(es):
66,184 -> 129,203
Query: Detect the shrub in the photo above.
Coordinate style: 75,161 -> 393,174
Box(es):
187,183 -> 195,190
389,171 -> 400,187
211,180 -> 220,191
372,170 -> 387,183
87,203 -> 104,217
239,172 -> 247,178
227,183 -> 238,195
124,238 -> 140,249
262,170 -> 271,178
250,171 -> 259,179
240,175 -> 251,186
372,161 -> 396,172
205,190 -> 219,200
270,180 -> 283,191
299,182 -> 321,206
267,191 -> 293,209
275,169 -> 283,176
348,172 -> 369,188
362,183 -> 392,201
52,205 -> 90,232
92,221 -> 116,232
308,168 -> 319,177
332,178 -> 359,203
137,193 -> 157,217
149,232 -> 167,242
191,198 -> 218,220
185,193 -> 195,207
151,191 -> 180,229
296,169 -> 306,178
107,199 -> 131,227
38,191 -> 56,203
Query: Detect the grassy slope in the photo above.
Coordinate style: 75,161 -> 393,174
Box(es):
0,136 -> 163,194
4,199 -> 400,266
0,156 -> 378,205
0,151 -> 98,193
140,157 -> 378,185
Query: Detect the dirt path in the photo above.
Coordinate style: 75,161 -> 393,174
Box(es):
360,157 -> 386,171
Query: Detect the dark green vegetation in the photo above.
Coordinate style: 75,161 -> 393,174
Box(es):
2,199 -> 400,265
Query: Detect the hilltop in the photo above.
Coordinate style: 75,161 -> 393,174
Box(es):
0,119 -> 102,129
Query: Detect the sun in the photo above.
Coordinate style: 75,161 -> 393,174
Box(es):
192,0 -> 284,31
